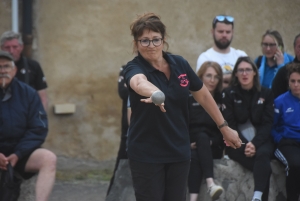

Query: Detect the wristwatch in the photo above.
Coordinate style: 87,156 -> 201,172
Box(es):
218,120 -> 228,129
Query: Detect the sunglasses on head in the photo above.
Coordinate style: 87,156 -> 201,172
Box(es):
213,15 -> 234,24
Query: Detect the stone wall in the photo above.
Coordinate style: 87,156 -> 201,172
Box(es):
0,0 -> 299,161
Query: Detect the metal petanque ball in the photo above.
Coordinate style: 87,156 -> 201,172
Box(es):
151,91 -> 165,105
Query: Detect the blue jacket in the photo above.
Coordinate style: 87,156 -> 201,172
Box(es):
255,53 -> 294,88
0,78 -> 48,159
272,91 -> 300,143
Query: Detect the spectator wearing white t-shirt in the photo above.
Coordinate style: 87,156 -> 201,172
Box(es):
196,15 -> 247,89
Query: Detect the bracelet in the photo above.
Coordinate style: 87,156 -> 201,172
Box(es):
218,120 -> 228,129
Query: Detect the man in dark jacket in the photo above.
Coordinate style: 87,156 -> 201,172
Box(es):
106,65 -> 130,196
272,33 -> 300,98
0,51 -> 56,200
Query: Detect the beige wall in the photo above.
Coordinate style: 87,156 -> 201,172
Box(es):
1,0 -> 300,161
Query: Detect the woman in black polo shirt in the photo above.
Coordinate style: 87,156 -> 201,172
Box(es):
222,57 -> 274,201
124,12 -> 242,201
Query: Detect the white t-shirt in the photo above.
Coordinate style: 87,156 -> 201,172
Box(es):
196,47 -> 247,74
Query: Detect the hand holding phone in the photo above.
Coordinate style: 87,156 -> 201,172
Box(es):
274,46 -> 284,65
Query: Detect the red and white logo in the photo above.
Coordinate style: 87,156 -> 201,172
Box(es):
178,74 -> 189,87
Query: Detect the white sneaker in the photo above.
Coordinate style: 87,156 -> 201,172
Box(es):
207,184 -> 224,200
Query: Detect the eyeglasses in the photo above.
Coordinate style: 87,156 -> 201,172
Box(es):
203,74 -> 220,81
261,43 -> 277,49
213,15 -> 234,24
137,38 -> 163,47
237,68 -> 253,74
0,64 -> 13,71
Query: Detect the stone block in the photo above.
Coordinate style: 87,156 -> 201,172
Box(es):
53,103 -> 76,114
194,159 -> 287,201
106,159 -> 287,201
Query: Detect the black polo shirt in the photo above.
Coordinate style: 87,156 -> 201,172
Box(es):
124,52 -> 203,163
15,56 -> 47,91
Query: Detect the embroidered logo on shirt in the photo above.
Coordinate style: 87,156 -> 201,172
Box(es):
178,74 -> 189,87
257,98 -> 265,104
192,102 -> 200,106
285,107 -> 294,113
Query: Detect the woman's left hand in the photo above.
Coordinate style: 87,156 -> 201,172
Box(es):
140,98 -> 166,112
221,126 -> 242,149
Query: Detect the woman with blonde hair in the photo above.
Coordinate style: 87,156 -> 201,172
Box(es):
255,30 -> 294,88
188,61 -> 225,201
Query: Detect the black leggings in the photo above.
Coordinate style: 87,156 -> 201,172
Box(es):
278,139 -> 300,201
188,132 -> 223,193
129,159 -> 190,201
227,140 -> 274,201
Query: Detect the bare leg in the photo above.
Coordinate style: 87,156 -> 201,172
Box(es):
206,177 -> 214,188
189,193 -> 198,201
25,148 -> 57,201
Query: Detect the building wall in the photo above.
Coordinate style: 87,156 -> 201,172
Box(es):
1,0 -> 300,160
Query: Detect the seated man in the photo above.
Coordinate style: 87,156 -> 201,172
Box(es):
0,51 -> 56,201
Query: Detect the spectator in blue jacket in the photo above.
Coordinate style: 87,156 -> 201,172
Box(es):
0,51 -> 56,200
255,30 -> 294,88
272,62 -> 300,201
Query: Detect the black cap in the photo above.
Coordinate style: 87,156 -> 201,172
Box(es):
0,51 -> 14,61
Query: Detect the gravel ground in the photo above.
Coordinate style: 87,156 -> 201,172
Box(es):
49,180 -> 109,201
48,155 -> 115,201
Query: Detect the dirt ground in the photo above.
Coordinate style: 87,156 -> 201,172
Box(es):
48,155 -> 115,201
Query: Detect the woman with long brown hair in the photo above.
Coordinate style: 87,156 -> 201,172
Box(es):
188,61 -> 224,201
222,57 -> 274,201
